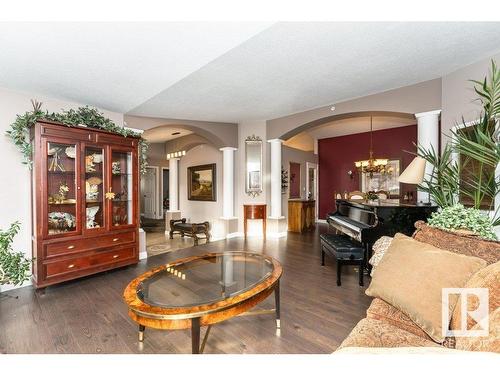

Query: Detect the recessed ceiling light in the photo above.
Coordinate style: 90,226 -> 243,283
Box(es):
330,106 -> 336,111
171,132 -> 181,136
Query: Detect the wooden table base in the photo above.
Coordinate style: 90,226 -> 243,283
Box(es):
137,281 -> 281,354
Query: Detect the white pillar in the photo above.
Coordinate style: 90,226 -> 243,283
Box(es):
220,147 -> 237,218
268,139 -> 284,218
415,110 -> 441,203
168,157 -> 179,211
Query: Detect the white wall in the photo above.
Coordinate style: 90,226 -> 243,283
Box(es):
0,87 -> 123,292
178,144 -> 225,239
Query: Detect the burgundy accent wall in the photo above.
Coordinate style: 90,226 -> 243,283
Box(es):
318,125 -> 417,219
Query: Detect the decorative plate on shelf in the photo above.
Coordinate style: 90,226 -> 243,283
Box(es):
86,206 -> 100,229
92,154 -> 103,163
65,146 -> 76,158
48,211 -> 76,232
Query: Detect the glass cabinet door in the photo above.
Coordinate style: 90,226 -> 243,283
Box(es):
84,146 -> 105,230
46,141 -> 79,236
109,149 -> 134,227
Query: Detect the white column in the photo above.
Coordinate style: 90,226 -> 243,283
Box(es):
220,147 -> 237,218
268,139 -> 284,218
415,110 -> 441,203
168,157 -> 179,211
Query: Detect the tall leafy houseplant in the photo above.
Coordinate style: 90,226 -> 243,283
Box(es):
418,61 -> 500,227
0,222 -> 31,286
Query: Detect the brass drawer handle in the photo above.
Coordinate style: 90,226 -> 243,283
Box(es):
112,238 -> 119,242
113,254 -> 119,259
67,245 -> 75,249
68,264 -> 75,269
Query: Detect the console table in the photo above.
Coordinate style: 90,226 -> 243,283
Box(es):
243,204 -> 267,239
288,199 -> 315,233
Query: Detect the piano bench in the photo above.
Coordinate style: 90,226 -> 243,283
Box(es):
319,233 -> 365,287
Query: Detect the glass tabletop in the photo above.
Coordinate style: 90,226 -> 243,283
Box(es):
137,252 -> 274,308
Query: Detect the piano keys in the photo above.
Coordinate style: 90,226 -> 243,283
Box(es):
327,199 -> 438,249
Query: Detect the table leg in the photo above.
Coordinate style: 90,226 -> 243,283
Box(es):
191,317 -> 201,354
274,281 -> 280,329
138,324 -> 145,342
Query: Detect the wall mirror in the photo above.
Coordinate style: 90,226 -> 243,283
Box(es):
245,135 -> 263,197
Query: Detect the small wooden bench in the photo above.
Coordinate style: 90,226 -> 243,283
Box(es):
320,233 -> 365,286
169,219 -> 210,246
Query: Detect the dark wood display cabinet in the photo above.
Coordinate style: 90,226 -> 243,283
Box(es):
30,120 -> 140,288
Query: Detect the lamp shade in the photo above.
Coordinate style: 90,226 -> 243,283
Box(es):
398,156 -> 426,184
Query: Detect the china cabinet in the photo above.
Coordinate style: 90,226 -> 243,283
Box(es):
31,120 -> 140,288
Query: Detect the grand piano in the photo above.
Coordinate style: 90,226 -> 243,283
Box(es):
327,199 -> 438,254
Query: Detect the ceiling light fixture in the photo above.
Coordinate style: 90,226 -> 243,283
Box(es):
354,117 -> 388,177
166,150 -> 187,160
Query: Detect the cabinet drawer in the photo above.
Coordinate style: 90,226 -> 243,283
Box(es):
245,205 -> 266,219
45,231 -> 136,257
45,246 -> 136,278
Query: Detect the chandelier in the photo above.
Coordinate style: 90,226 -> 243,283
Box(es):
354,117 -> 388,177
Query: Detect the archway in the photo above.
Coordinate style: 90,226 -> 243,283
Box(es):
279,111 -> 415,141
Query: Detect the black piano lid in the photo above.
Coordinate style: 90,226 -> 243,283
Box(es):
335,199 -> 438,209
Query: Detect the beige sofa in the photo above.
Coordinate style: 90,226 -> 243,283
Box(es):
337,222 -> 500,353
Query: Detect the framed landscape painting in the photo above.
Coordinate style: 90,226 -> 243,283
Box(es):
188,163 -> 216,201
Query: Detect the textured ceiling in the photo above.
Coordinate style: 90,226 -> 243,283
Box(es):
141,127 -> 193,143
0,22 -> 272,113
130,22 -> 500,122
1,22 -> 500,123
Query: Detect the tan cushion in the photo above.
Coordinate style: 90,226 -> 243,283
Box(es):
366,233 -> 487,343
451,261 -> 500,331
337,318 -> 440,350
413,221 -> 500,265
366,298 -> 457,348
455,308 -> 500,353
367,298 -> 433,340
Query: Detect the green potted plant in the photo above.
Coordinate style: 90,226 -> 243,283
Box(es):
0,221 -> 31,287
427,204 -> 497,240
418,60 -> 500,231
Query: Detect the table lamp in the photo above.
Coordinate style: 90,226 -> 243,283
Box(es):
398,156 -> 429,204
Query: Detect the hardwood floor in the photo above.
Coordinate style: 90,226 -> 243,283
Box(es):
0,224 -> 372,354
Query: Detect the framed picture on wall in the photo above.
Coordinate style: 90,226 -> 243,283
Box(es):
188,163 -> 216,201
360,159 -> 401,197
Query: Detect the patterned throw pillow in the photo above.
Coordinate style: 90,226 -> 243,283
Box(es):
369,236 -> 393,276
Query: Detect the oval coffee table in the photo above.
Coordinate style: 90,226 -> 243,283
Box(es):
123,251 -> 282,353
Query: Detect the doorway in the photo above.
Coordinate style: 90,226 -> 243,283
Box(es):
141,166 -> 158,219
160,167 -> 169,214
306,162 -> 318,221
